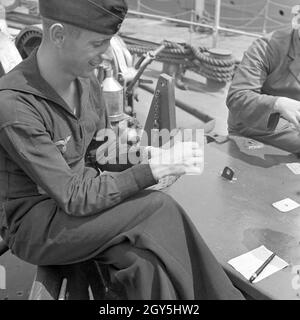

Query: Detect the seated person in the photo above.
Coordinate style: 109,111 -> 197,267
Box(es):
227,25 -> 300,154
0,0 -> 244,300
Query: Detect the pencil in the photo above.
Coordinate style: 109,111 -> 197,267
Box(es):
249,252 -> 276,283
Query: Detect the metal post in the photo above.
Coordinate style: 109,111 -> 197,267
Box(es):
189,9 -> 195,44
190,9 -> 194,31
194,0 -> 204,17
213,0 -> 221,48
262,0 -> 269,35
137,0 -> 141,13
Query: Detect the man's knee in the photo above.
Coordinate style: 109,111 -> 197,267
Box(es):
148,191 -> 178,209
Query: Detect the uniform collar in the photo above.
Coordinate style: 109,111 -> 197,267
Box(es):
0,48 -> 91,118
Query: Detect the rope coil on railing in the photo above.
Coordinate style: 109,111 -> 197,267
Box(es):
125,40 -> 236,83
127,46 -> 188,56
201,63 -> 235,73
189,46 -> 235,67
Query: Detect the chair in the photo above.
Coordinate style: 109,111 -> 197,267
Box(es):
0,239 -> 125,300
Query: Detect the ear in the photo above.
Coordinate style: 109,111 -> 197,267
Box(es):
49,23 -> 66,47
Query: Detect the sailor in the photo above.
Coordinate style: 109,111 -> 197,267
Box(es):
0,0 -> 244,299
227,11 -> 300,154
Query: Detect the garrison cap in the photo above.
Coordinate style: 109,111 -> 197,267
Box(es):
39,0 -> 128,35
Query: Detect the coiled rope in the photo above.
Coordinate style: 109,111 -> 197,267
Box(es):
124,38 -> 237,83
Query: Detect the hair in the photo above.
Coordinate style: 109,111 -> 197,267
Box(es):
41,17 -> 82,41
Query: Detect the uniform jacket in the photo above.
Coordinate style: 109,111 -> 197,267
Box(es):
0,49 -> 155,245
227,28 -> 300,135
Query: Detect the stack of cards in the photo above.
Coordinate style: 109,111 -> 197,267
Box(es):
244,139 -> 264,150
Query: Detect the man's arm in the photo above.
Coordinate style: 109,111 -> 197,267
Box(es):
0,118 -> 156,217
226,36 -> 280,131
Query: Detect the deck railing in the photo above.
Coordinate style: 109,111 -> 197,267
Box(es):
130,0 -> 295,47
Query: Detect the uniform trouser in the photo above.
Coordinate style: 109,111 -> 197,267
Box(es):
230,117 -> 300,154
10,190 -> 244,300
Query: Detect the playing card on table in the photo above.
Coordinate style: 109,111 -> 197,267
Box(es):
243,139 -> 264,150
286,163 -> 300,175
272,198 -> 300,213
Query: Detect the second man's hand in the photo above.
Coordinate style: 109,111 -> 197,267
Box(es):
274,97 -> 300,131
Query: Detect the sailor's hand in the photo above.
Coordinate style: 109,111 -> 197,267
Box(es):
148,141 -> 203,181
274,97 -> 300,130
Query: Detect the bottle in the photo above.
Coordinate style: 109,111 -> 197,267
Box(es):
102,66 -> 125,123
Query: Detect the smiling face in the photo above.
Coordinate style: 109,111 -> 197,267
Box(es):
60,26 -> 113,78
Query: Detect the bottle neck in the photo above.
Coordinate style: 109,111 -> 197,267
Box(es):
105,68 -> 113,78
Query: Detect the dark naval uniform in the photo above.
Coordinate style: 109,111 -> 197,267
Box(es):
227,29 -> 300,154
0,50 -> 244,300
